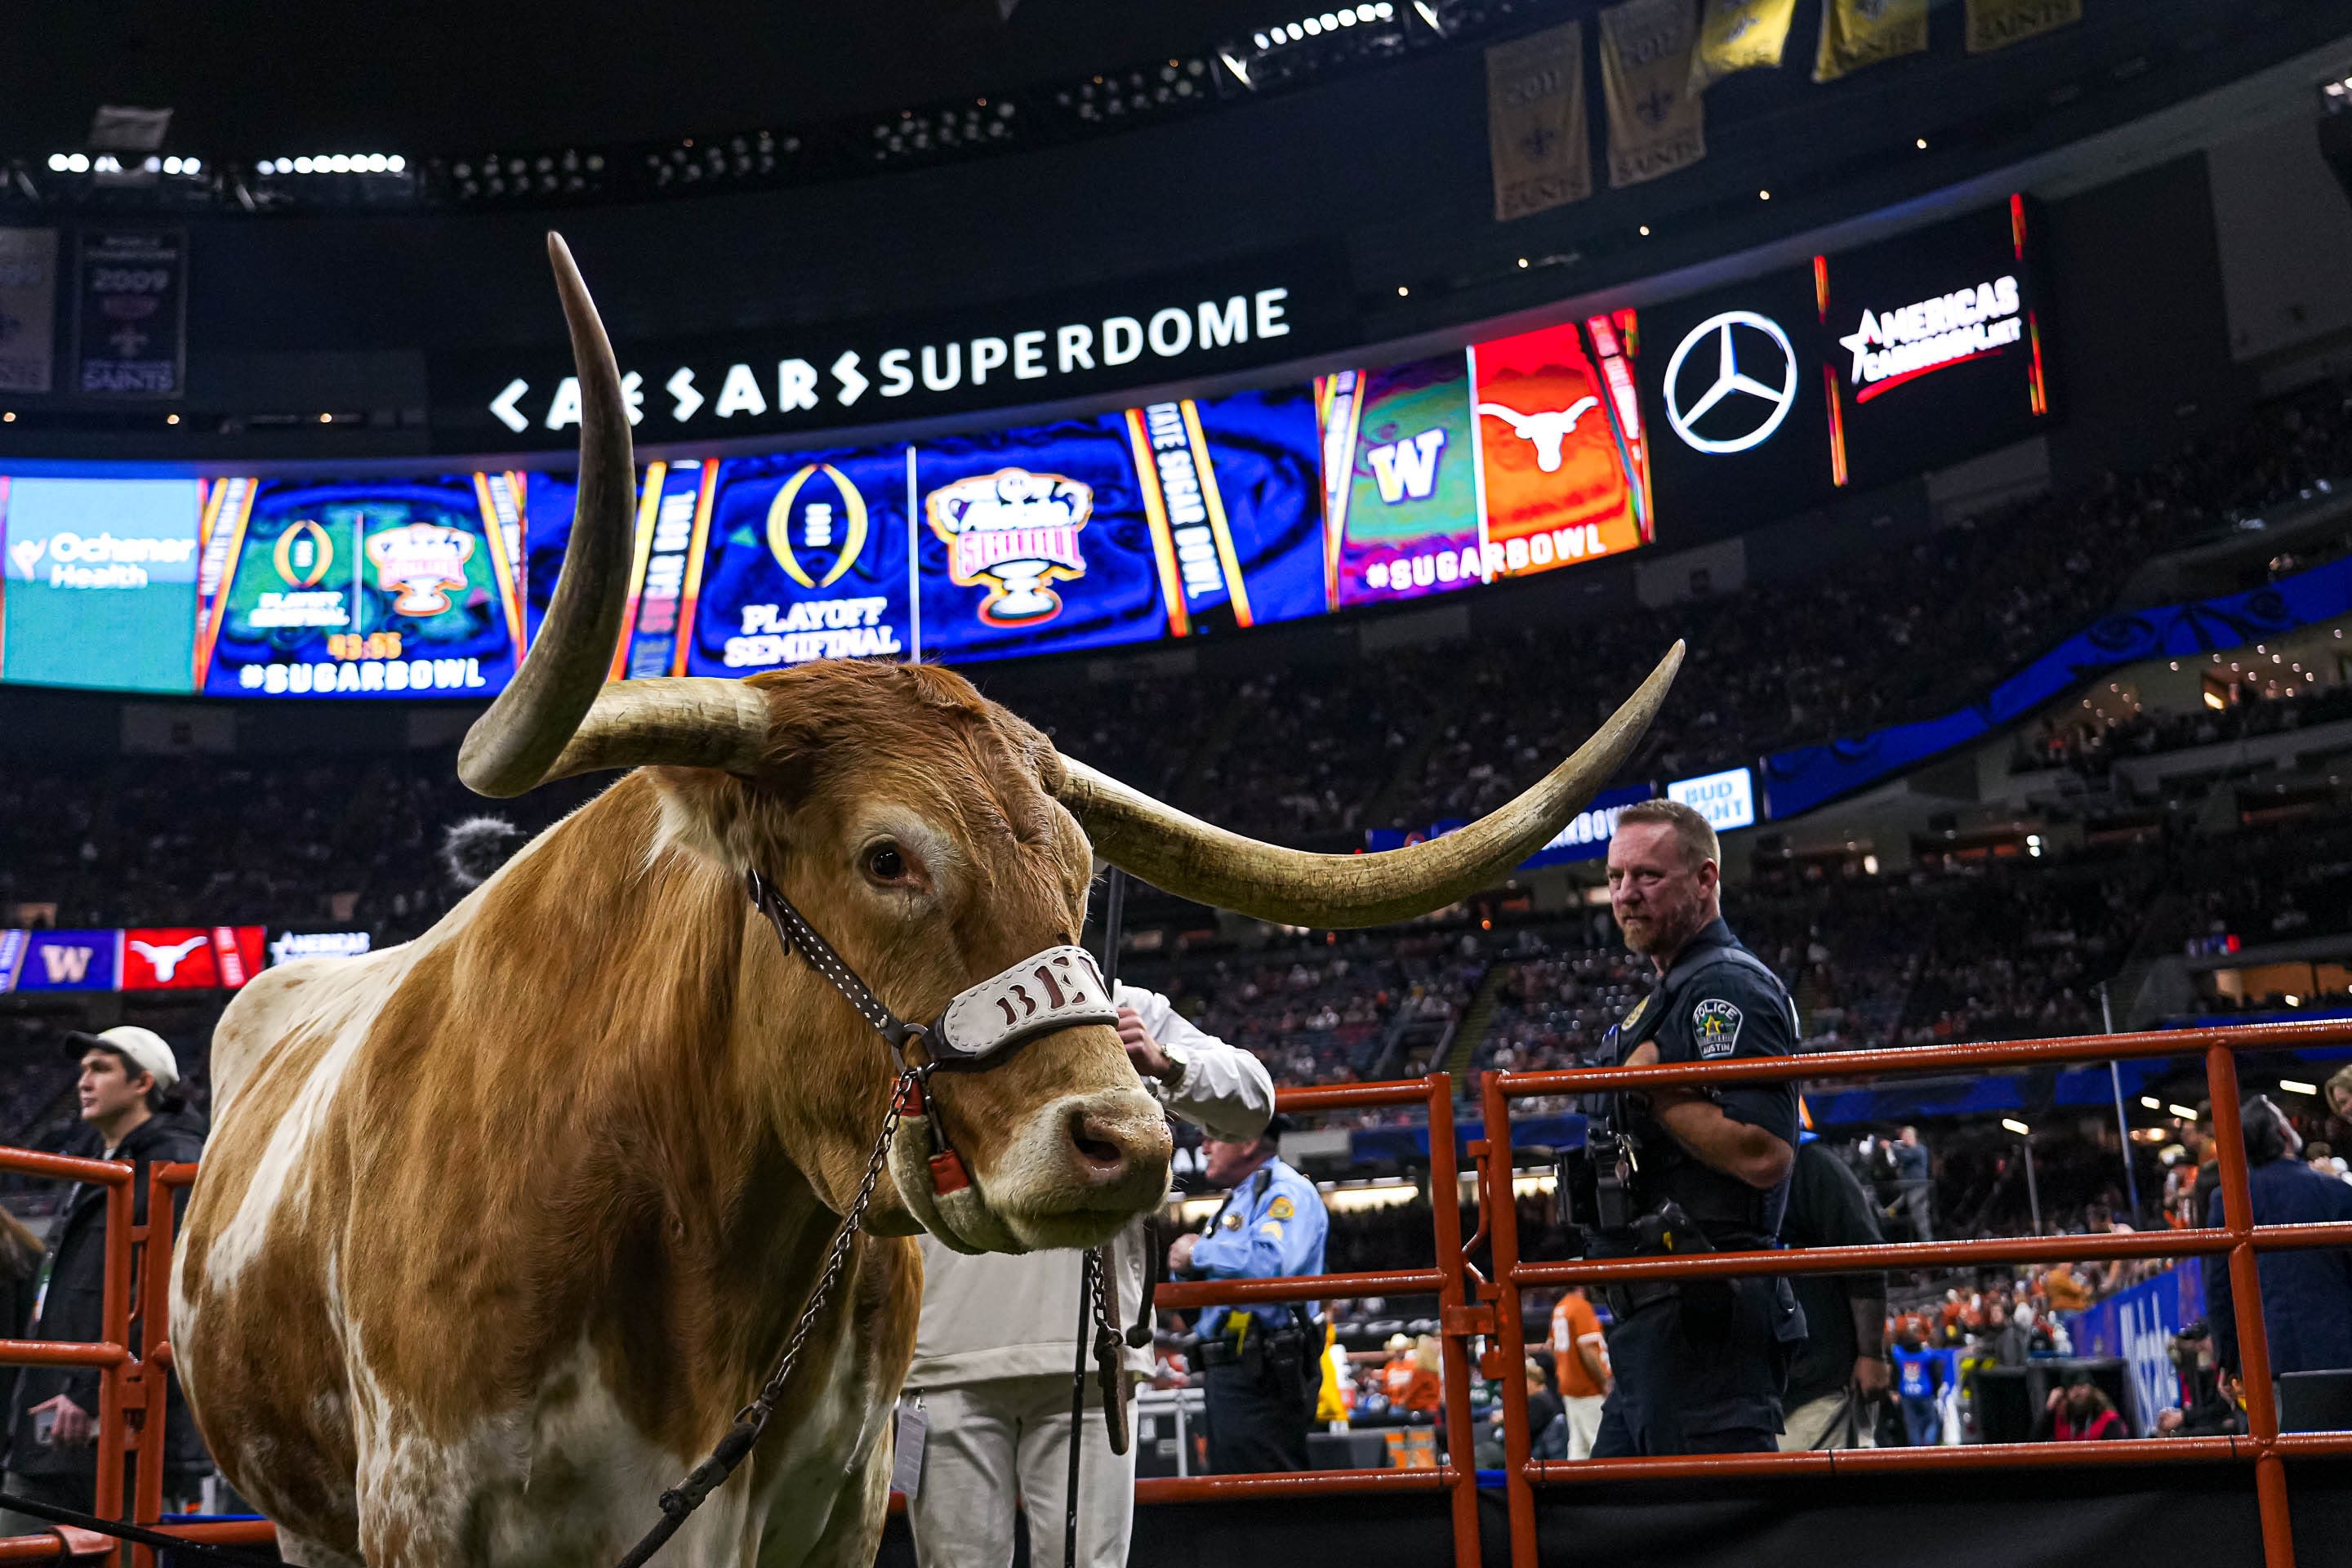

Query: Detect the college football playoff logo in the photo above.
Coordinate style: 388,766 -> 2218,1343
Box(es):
365,523 -> 475,617
272,519 -> 335,588
926,467 -> 1092,626
766,463 -> 871,590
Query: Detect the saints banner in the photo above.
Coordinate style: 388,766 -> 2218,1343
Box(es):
1601,0 -> 1706,188
1690,0 -> 1796,91
1486,21 -> 1591,222
1814,0 -> 1928,83
1966,0 -> 2081,52
0,228 -> 57,395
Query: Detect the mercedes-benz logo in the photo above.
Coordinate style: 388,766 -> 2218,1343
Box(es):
1663,310 -> 1798,455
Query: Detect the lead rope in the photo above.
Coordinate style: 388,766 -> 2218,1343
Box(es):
1062,867 -> 1131,1568
612,1065 -> 920,1568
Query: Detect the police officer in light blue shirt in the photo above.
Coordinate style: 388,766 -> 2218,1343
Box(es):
1169,1116 -> 1329,1472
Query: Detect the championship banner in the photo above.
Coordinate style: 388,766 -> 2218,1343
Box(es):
1690,0 -> 1797,90
1601,0 -> 1707,188
0,228 -> 58,395
73,229 -> 185,398
1813,0 -> 1929,82
1486,21 -> 1591,222
1965,0 -> 2081,52
684,446 -> 915,676
196,475 -> 528,697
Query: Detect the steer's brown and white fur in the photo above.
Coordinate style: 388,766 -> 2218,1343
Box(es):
172,662 -> 1174,1568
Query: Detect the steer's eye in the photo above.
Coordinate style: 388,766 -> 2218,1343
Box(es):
866,843 -> 908,883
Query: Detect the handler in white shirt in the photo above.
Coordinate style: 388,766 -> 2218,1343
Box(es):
905,983 -> 1274,1568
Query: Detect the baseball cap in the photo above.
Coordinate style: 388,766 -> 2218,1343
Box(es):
66,1027 -> 180,1092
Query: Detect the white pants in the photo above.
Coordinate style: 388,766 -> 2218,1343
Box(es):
1563,1393 -> 1607,1460
1778,1389 -> 1877,1451
905,1376 -> 1137,1568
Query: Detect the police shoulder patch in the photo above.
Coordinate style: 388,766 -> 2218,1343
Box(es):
1258,1220 -> 1286,1238
1692,997 -> 1744,1058
1621,995 -> 1650,1032
1268,1196 -> 1296,1220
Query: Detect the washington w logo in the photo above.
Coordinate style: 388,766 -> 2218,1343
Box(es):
1365,429 -> 1447,503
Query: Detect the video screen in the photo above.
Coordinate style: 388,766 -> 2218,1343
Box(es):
686,447 -> 916,678
0,205 -> 2052,699
196,474 -> 528,697
0,475 -> 201,693
1638,266 -> 1836,540
1324,320 -> 1655,609
1819,196 -> 2054,488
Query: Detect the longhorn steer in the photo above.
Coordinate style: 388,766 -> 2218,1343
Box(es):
170,236 -> 1682,1568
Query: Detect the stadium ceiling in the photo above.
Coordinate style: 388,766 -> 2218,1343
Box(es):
0,0 -> 1288,159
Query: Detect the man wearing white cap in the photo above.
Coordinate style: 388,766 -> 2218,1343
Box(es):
0,1027 -> 212,1534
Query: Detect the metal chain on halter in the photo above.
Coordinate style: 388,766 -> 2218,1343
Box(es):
612,1063 -> 920,1568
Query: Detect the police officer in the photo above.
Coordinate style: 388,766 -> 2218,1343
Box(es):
1585,800 -> 1803,1456
1169,1118 -> 1329,1472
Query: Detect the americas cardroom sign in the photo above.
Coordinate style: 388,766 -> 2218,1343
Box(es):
430,246 -> 1351,453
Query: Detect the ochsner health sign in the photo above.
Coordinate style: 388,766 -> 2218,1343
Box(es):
0,475 -> 201,693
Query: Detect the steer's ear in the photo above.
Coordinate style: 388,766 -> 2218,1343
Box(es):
647,766 -> 797,878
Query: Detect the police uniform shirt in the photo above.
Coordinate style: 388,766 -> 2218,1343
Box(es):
1189,1156 -> 1328,1338
1606,917 -> 1801,1242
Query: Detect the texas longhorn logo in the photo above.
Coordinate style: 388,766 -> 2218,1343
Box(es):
1477,397 -> 1601,473
365,522 -> 476,617
925,467 -> 1092,626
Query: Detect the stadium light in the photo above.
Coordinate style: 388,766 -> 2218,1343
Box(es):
2140,1096 -> 2161,1110
2169,1103 -> 2198,1120
2001,1118 -> 2030,1136
2282,1079 -> 2319,1094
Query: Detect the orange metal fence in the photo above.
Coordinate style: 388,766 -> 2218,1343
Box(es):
0,1026 -> 2345,1568
1478,1018 -> 2352,1568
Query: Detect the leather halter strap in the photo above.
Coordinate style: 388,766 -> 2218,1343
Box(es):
746,869 -> 931,1063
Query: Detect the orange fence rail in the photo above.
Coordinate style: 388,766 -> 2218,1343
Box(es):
0,1024 -> 2343,1568
1480,1018 -> 2352,1568
1138,1074 -> 1483,1568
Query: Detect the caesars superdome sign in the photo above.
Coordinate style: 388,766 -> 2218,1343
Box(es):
431,246 -> 1351,452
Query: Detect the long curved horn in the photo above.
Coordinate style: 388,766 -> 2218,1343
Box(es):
458,235 -> 766,795
1057,641 -> 1682,928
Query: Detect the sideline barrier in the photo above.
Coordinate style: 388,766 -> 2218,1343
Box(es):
1141,1075 -> 1482,1568
0,1149 -> 275,1566
4,1028 -> 2348,1568
1480,1019 -> 2352,1568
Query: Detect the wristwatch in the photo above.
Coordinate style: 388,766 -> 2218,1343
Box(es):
1157,1040 -> 1192,1093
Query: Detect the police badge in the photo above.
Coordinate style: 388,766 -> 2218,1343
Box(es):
1692,998 -> 1743,1058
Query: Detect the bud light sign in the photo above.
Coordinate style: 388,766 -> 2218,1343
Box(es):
1665,766 -> 1755,832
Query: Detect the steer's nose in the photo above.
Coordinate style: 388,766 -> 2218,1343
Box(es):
1062,1089 -> 1174,1200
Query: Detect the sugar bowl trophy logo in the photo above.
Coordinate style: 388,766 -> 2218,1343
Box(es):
364,522 -> 477,616
766,463 -> 871,589
926,467 -> 1093,626
272,518 -> 336,588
